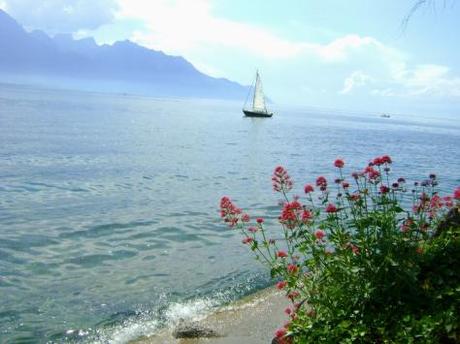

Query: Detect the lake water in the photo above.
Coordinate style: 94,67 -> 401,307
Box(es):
0,83 -> 459,343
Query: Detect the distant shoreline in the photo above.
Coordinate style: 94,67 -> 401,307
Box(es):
0,80 -> 245,104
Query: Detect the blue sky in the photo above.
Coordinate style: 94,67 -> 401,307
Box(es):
1,0 -> 459,114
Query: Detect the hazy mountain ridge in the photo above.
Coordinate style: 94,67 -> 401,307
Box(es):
0,9 -> 247,99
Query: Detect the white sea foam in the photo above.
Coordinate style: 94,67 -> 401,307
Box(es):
164,297 -> 221,325
83,295 -> 223,344
89,316 -> 159,344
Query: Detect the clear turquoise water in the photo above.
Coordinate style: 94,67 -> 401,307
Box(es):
0,83 -> 459,343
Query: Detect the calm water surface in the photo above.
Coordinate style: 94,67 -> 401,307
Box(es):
0,84 -> 459,343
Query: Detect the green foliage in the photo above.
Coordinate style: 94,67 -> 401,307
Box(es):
291,227 -> 460,343
220,157 -> 460,343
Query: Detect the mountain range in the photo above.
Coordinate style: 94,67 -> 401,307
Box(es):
0,9 -> 247,99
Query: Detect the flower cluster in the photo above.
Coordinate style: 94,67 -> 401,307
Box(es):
219,196 -> 242,227
272,166 -> 293,193
334,158 -> 345,168
220,156 -> 460,343
279,200 -> 312,229
315,176 -> 327,191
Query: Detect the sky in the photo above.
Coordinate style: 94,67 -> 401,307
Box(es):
1,0 -> 459,114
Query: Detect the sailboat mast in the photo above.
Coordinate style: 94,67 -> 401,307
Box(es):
252,72 -> 259,110
252,71 -> 266,112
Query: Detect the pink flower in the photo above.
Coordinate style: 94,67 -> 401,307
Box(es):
430,195 -> 442,209
275,327 -> 287,339
242,237 -> 253,245
334,158 -> 345,168
276,280 -> 287,290
241,213 -> 250,222
350,244 -> 360,255
316,176 -> 327,188
380,185 -> 389,194
302,209 -> 312,223
288,291 -> 300,300
325,203 -> 338,213
256,218 -> 264,224
342,181 -> 350,188
272,166 -> 293,193
220,196 -> 230,206
373,157 -> 383,166
315,229 -> 326,240
304,184 -> 314,193
248,226 -> 258,233
279,201 -> 303,229
276,250 -> 288,258
381,155 -> 392,164
287,264 -> 298,274
220,196 -> 243,227
454,187 -> 460,200
369,170 -> 380,180
372,155 -> 392,166
284,307 -> 292,315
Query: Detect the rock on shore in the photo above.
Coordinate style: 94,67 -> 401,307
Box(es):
131,288 -> 288,344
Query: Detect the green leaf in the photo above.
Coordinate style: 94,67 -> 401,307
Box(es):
339,320 -> 351,329
392,206 -> 405,213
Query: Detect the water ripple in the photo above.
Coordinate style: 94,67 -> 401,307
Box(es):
0,85 -> 459,343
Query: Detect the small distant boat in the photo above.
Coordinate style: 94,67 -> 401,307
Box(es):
380,113 -> 391,118
243,71 -> 273,118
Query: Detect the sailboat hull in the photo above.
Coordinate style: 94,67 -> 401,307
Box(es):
243,109 -> 273,118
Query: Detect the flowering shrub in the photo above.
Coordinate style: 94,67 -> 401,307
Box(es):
220,156 -> 460,343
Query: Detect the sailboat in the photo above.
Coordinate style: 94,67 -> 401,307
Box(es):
243,71 -> 273,118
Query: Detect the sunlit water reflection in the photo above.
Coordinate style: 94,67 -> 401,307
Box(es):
0,84 -> 459,343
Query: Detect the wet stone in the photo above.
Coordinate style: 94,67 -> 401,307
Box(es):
172,321 -> 222,339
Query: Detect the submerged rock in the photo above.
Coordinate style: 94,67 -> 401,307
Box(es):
173,321 -> 221,338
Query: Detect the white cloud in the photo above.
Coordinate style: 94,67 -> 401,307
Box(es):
117,0 -> 460,102
117,0 -> 460,103
307,35 -> 385,62
398,64 -> 460,97
340,71 -> 372,94
117,0 -> 304,59
369,63 -> 460,98
116,0 -> 393,64
337,43 -> 460,99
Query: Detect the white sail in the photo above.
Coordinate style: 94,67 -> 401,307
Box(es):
252,72 -> 266,112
